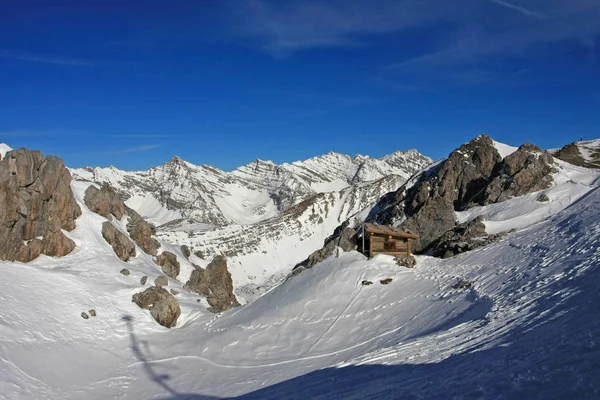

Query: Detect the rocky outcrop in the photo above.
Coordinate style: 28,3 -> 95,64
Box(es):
482,143 -> 556,204
184,255 -> 239,313
370,135 -> 557,254
0,148 -> 81,262
394,255 -> 417,268
101,222 -> 136,261
85,182 -> 160,257
126,213 -> 160,256
154,251 -> 180,279
181,245 -> 191,259
431,216 -> 506,258
154,275 -> 168,287
554,140 -> 600,169
84,183 -> 126,220
132,287 -> 180,328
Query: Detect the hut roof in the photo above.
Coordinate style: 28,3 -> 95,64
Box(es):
363,222 -> 420,239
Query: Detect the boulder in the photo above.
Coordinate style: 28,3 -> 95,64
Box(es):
84,183 -> 126,220
537,193 -> 550,202
154,275 -> 169,287
120,268 -> 130,276
132,287 -> 180,328
81,312 -> 89,319
394,255 -> 417,268
88,309 -> 97,317
140,275 -> 148,285
126,213 -> 160,256
0,148 -> 81,262
184,256 -> 239,313
154,251 -> 180,279
181,245 -> 191,259
101,222 -> 136,261
431,216 -> 506,258
194,250 -> 205,259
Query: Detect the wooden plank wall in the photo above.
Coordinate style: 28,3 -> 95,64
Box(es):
369,233 -> 411,257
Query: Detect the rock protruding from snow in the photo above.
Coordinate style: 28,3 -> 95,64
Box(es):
132,287 -> 180,328
84,183 -> 127,221
483,143 -> 556,204
126,212 -> 160,256
431,216 -> 506,258
184,255 -> 240,313
0,148 -> 81,262
154,251 -> 180,279
554,139 -> 600,169
101,222 -> 136,262
85,182 -> 160,256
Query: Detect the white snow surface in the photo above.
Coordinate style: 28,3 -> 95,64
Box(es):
0,143 -> 13,158
492,139 -> 519,158
1,164 -> 600,399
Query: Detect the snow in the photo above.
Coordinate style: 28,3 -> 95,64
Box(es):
456,159 -> 600,234
1,160 -> 599,398
0,143 -> 13,158
492,140 -> 519,158
125,194 -> 183,226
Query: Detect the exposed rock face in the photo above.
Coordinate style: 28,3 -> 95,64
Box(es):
132,287 -> 180,328
184,256 -> 239,313
154,251 -> 180,279
84,181 -> 161,257
0,148 -> 81,262
126,213 -> 160,256
101,222 -> 136,261
554,140 -> 600,169
431,216 -> 506,258
370,135 -> 557,254
482,143 -> 556,204
84,183 -> 126,220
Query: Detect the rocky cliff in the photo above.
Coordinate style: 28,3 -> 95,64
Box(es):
0,148 -> 81,262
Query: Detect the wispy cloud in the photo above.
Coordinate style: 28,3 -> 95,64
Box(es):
490,0 -> 547,20
227,0 -> 600,60
98,144 -> 161,156
1,49 -> 94,67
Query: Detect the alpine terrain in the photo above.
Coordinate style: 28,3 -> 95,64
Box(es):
0,135 -> 599,399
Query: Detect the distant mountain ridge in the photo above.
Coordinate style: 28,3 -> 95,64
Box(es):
70,149 -> 432,226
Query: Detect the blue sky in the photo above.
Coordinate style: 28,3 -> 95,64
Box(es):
1,0 -> 599,170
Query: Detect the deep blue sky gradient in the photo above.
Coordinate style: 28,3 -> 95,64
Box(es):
1,0 -> 599,170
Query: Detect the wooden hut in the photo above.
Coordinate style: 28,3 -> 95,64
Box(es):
362,222 -> 419,258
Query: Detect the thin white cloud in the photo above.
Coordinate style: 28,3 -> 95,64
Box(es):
490,0 -> 547,20
99,145 -> 161,156
1,50 -> 94,67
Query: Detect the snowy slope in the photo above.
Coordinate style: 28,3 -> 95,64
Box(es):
158,174 -> 407,300
1,161 -> 599,399
70,150 -> 431,226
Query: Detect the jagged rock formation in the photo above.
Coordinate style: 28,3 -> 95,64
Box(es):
431,216 -> 506,258
85,182 -> 160,257
71,149 -> 432,226
554,139 -> 600,169
0,148 -> 81,262
154,251 -> 180,279
101,222 -> 136,261
184,255 -> 240,313
369,136 -> 557,254
126,213 -> 160,256
132,287 -> 180,328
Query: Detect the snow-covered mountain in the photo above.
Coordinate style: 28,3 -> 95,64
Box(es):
70,150 -> 432,226
0,137 -> 599,399
554,139 -> 600,169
